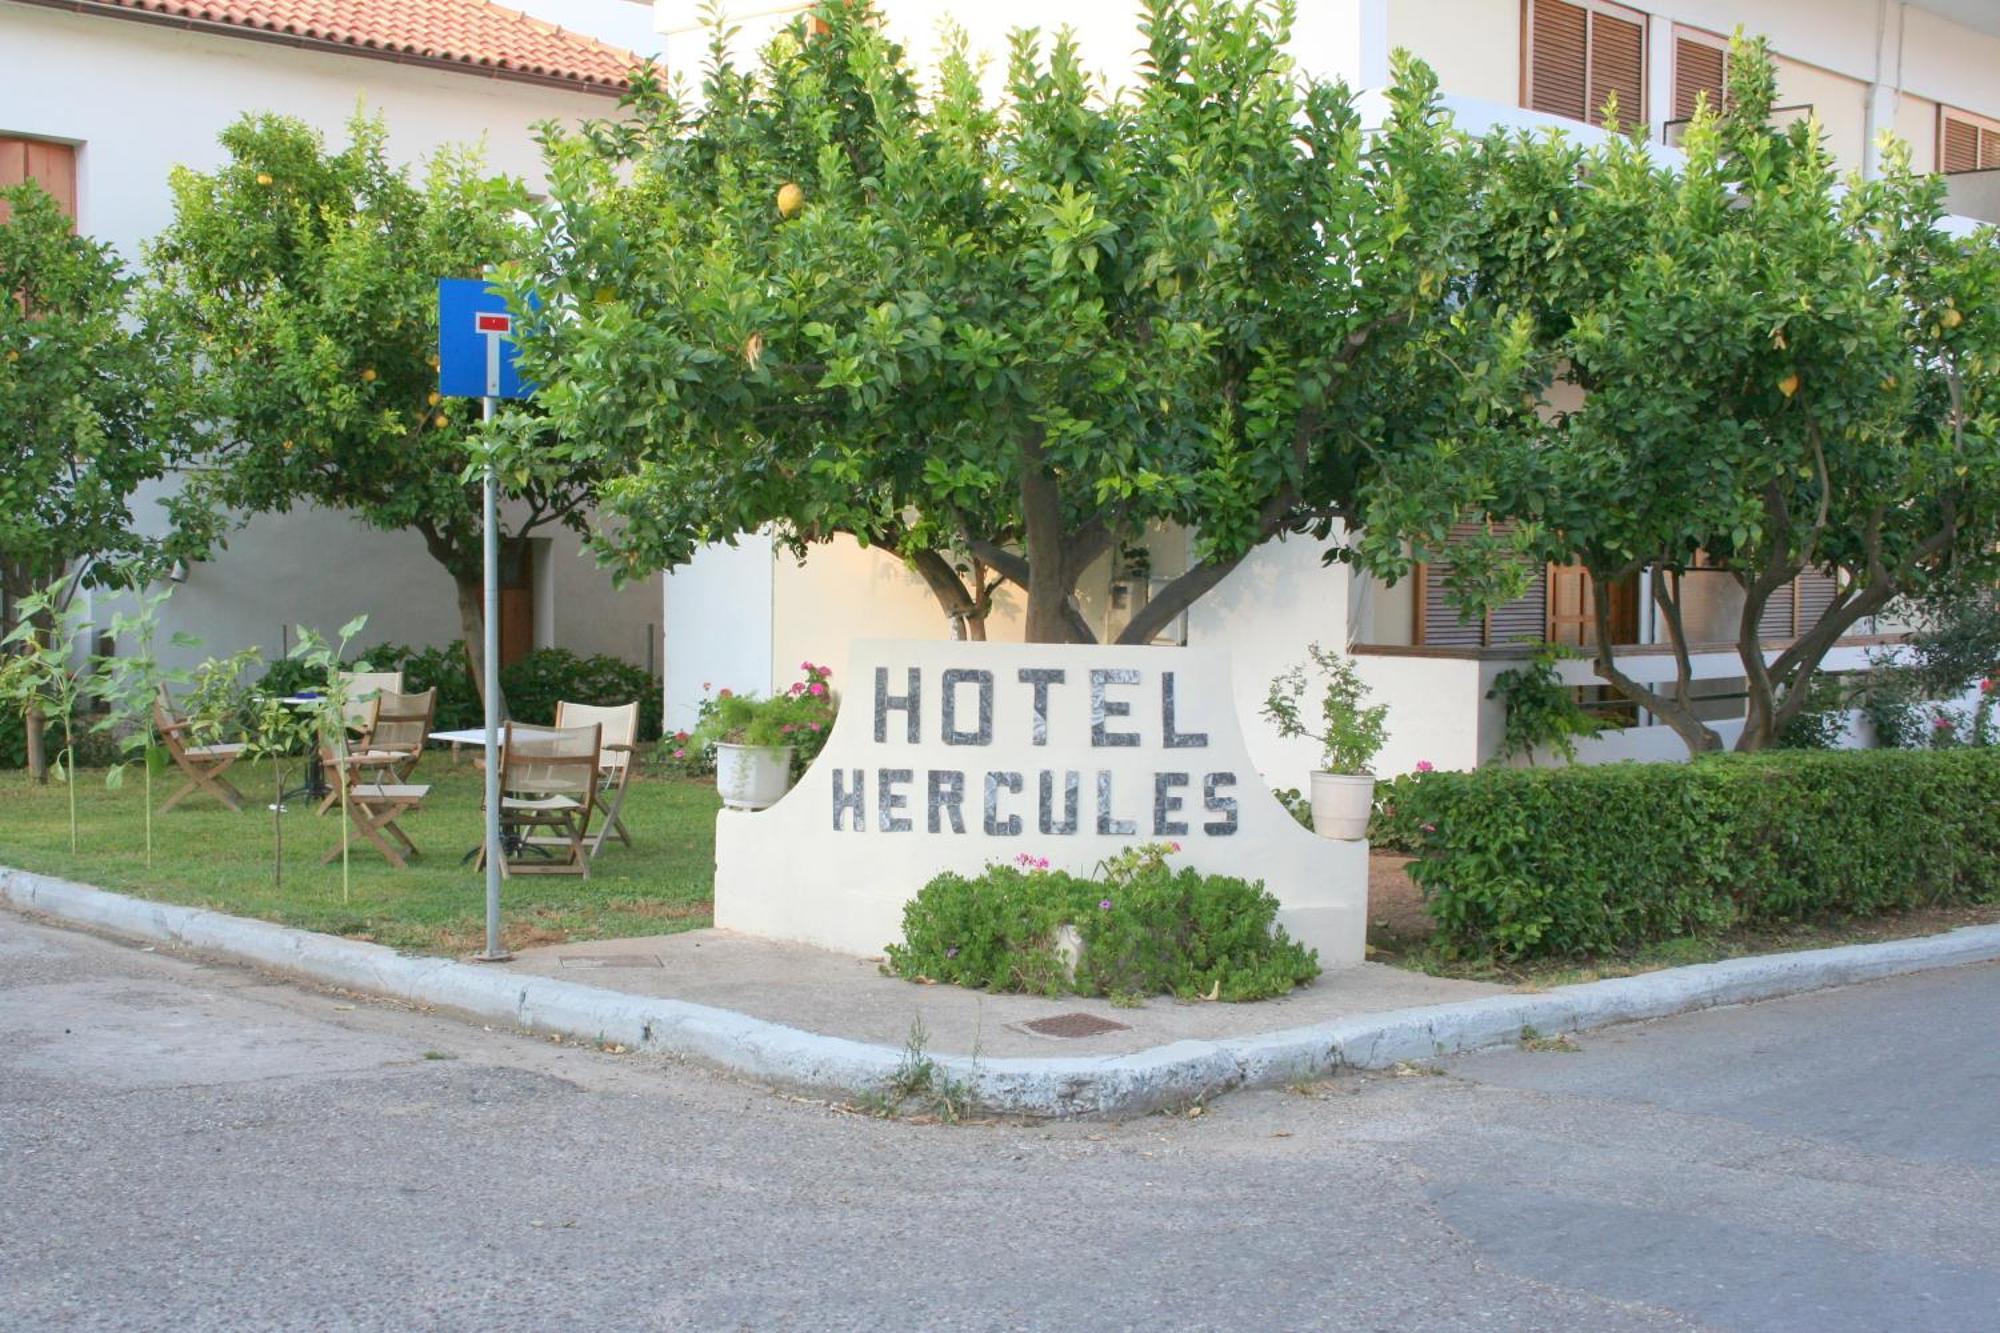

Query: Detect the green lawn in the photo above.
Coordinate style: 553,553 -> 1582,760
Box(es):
0,758 -> 719,954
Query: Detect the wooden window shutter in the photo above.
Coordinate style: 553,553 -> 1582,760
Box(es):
1527,1 -> 1645,126
1941,110 -> 2000,174
1588,9 -> 1645,127
1942,115 -> 1980,173
1756,582 -> 1796,639
1528,1 -> 1590,123
1674,34 -> 1726,121
1793,569 -> 1839,635
1418,521 -> 1549,647
0,137 -> 78,224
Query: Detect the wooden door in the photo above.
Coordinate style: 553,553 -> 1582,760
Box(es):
1547,563 -> 1639,647
498,541 -> 535,666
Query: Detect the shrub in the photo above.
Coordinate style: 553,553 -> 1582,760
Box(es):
1386,749 -> 2000,961
885,845 -> 1320,1002
690,662 -> 835,774
501,647 -> 661,742
1486,648 -> 1605,765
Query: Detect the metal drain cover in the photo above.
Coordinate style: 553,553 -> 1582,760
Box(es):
557,954 -> 663,970
1017,1012 -> 1131,1039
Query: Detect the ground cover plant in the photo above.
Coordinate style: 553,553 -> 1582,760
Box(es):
885,842 -> 1319,1002
0,761 -> 719,954
1373,748 -> 2000,962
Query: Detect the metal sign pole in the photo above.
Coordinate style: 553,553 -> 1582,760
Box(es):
478,362 -> 509,959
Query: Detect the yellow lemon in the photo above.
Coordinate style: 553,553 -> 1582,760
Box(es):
427,391 -> 441,406
1942,307 -> 1964,329
256,172 -> 273,186
361,367 -> 377,382
1778,373 -> 1800,399
776,182 -> 804,219
434,413 -> 450,428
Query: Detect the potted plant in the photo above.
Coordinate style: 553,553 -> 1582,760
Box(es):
1262,644 -> 1388,840
697,662 -> 836,810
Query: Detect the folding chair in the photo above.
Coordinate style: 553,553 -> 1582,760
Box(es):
554,700 -> 640,858
322,730 -> 431,869
483,722 -> 600,878
317,685 -> 433,814
154,686 -> 248,812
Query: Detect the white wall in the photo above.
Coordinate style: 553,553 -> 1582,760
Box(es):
661,536 -> 776,731
0,5 -> 664,672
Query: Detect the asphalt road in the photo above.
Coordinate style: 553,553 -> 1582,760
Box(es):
3,911 -> 1996,1332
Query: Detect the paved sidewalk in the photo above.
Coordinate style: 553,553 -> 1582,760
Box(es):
506,930 -> 1503,1059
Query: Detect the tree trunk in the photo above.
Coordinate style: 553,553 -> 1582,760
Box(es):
24,707 -> 48,785
454,573 -> 508,720
1588,563 -> 1723,756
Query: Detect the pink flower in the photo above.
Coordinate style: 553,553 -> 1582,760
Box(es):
1934,715 -> 1954,729
1167,841 -> 1181,853
1983,678 -> 1996,694
780,723 -> 795,734
672,748 -> 686,759
1421,822 -> 1437,833
800,660 -> 813,672
718,688 -> 733,699
789,682 -> 804,695
674,730 -> 689,742
809,682 -> 826,696
1098,898 -> 1113,911
1415,760 -> 1435,773
702,682 -> 711,691
807,722 -> 821,732
819,667 -> 831,679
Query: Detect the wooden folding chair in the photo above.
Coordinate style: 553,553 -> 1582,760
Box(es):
483,721 -> 600,878
322,732 -> 431,869
155,686 -> 248,812
554,700 -> 640,858
317,685 -> 432,814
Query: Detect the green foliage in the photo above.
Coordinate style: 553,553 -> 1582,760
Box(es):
656,687 -> 723,778
1461,36 -> 2000,753
1262,643 -> 1388,774
145,113 -> 593,677
1772,675 -> 1850,750
1901,582 -> 2000,698
689,662 -> 836,766
499,647 -> 661,741
0,582 -> 97,850
1385,750 -> 2000,961
1,182 -> 201,626
515,1 -> 1535,642
885,846 -> 1319,1002
1486,648 -> 1606,765
88,584 -> 193,868
358,642 -> 482,731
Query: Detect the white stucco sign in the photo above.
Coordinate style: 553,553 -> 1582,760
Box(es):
714,639 -> 1369,965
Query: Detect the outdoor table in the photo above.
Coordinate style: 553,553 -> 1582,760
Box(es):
274,694 -> 334,807
430,725 -> 557,864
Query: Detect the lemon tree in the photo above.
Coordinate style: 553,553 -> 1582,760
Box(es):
512,0 -> 1533,643
1465,37 -> 2000,752
144,113 -> 595,708
1,181 -> 200,779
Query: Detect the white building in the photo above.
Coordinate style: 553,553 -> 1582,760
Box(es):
1,0 -> 666,675
649,0 -> 2000,780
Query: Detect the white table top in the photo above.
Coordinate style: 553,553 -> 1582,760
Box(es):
428,726 -> 555,746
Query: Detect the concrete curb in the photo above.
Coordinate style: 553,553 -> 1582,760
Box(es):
7,864 -> 2000,1118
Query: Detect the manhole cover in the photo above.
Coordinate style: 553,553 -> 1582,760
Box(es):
1018,1012 -> 1131,1039
557,954 -> 663,970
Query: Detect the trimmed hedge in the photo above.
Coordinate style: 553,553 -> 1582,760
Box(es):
1374,749 -> 2000,961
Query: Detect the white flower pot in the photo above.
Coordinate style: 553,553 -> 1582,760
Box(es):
1308,771 -> 1375,840
715,743 -> 796,811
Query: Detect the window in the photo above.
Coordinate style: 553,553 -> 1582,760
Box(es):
1672,25 -> 1728,121
0,136 -> 78,222
1415,521 -> 1548,648
1940,107 -> 2000,174
1524,0 -> 1647,128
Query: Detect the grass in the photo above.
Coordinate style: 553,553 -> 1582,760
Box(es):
0,757 -> 719,955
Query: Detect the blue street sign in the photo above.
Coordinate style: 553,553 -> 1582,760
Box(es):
438,277 -> 530,400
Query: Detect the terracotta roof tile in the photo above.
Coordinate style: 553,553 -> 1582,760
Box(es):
69,0 -> 641,92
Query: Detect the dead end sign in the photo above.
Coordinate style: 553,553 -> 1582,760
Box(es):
437,278 -> 529,400
712,638 -> 1370,966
